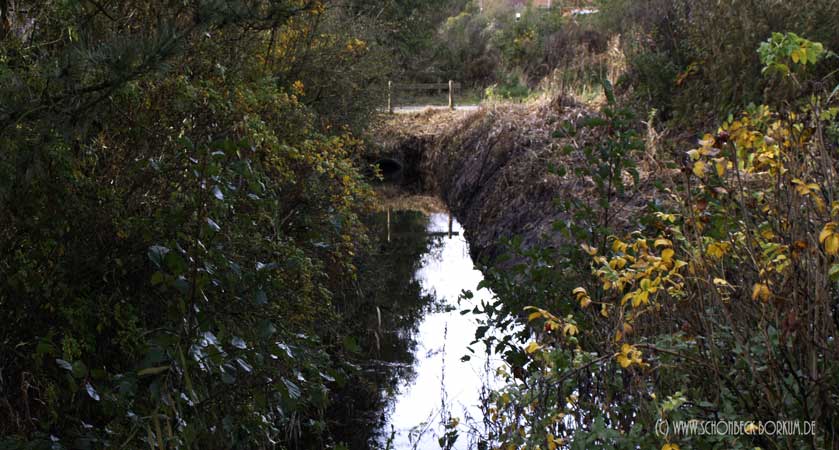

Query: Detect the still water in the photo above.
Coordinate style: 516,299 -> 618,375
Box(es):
379,213 -> 497,450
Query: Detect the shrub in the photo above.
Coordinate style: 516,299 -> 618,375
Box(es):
478,38 -> 839,449
603,0 -> 839,124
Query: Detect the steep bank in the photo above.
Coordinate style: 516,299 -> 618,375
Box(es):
371,100 -> 661,264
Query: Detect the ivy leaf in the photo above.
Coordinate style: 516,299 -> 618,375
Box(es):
84,382 -> 100,401
148,245 -> 169,268
235,358 -> 253,373
230,337 -> 247,350
56,359 -> 73,371
282,378 -> 301,399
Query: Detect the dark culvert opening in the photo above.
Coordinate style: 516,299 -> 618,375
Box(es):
376,158 -> 403,182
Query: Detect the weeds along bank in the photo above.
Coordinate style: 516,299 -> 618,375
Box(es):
374,34 -> 839,450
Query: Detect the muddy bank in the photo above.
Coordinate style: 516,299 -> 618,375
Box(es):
371,100 -> 658,265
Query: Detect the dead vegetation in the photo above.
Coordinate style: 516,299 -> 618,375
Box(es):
373,184 -> 448,215
372,97 -> 677,264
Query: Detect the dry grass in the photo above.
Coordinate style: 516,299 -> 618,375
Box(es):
371,94 -> 675,263
373,185 -> 448,215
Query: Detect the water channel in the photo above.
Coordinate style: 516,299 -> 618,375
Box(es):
379,213 -> 498,450
327,209 -> 503,450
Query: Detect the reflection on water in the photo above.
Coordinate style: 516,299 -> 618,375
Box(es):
382,214 -> 496,450
327,210 -> 436,449
328,211 -> 496,450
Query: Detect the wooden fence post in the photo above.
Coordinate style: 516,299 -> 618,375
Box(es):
387,80 -> 393,114
448,80 -> 454,110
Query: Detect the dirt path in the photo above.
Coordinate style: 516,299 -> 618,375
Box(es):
391,105 -> 480,114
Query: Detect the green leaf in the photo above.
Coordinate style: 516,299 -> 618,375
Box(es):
206,217 -> 221,232
829,264 -> 839,281
148,245 -> 169,268
138,366 -> 170,377
84,382 -> 100,401
257,320 -> 277,338
72,361 -> 88,379
150,271 -> 165,286
601,78 -> 616,105
56,359 -> 73,371
282,378 -> 301,399
254,290 -> 268,305
164,252 -> 188,276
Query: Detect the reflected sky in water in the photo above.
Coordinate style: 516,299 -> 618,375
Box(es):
383,213 -> 500,450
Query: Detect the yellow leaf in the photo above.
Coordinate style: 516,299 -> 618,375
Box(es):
693,160 -> 706,177
751,283 -> 771,302
609,257 -> 627,269
814,196 -> 826,213
612,239 -> 627,253
525,341 -> 541,354
601,304 -> 610,318
580,296 -> 592,308
632,291 -> 649,308
827,234 -> 839,256
563,323 -> 579,336
654,238 -> 672,248
706,242 -> 730,259
616,354 -> 630,368
662,444 -> 680,450
547,433 -> 561,450
617,343 -> 643,368
581,243 -> 598,256
686,149 -> 701,160
528,311 -> 543,322
793,179 -> 821,196
661,248 -> 675,263
715,158 -> 727,177
819,223 -> 835,243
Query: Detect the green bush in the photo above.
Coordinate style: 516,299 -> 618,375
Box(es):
603,0 -> 839,123
0,1 -> 384,448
